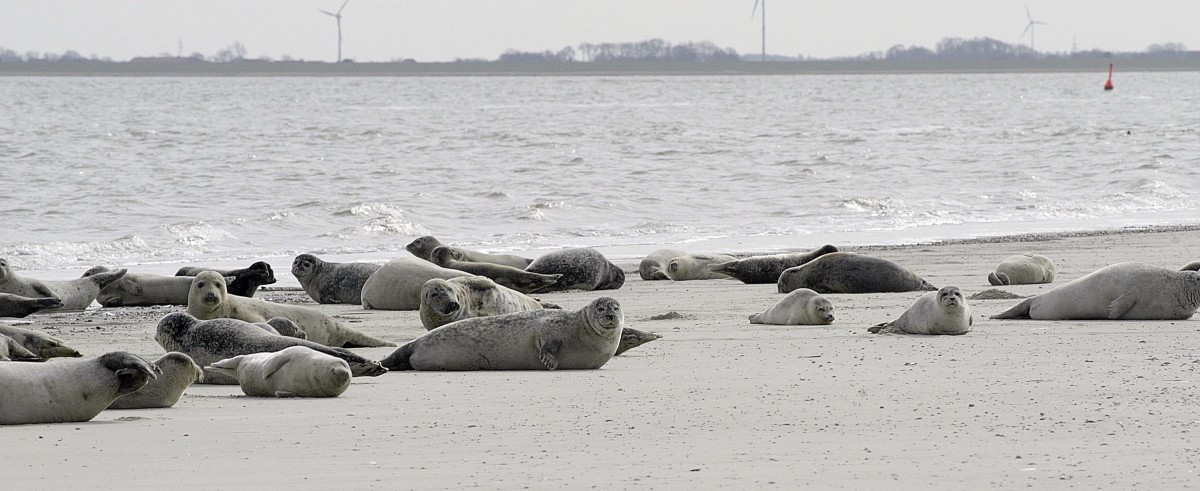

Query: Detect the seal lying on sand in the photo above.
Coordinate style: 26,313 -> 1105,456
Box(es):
991,263 -> 1200,320
0,258 -> 126,311
86,266 -> 194,307
0,333 -> 40,361
748,288 -> 834,325
107,352 -> 203,409
0,351 -> 160,425
188,271 -> 393,348
360,257 -> 468,311
406,235 -> 534,269
0,293 -> 63,318
710,245 -> 839,284
419,276 -> 552,331
869,286 -> 972,335
430,247 -> 560,293
665,253 -> 737,281
988,254 -> 1056,286
175,261 -> 276,298
0,323 -> 82,358
291,254 -> 381,305
207,346 -> 352,398
525,248 -> 625,292
155,312 -> 386,384
381,297 -> 624,371
777,252 -> 937,294
639,249 -> 686,281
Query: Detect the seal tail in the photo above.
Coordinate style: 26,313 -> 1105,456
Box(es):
339,328 -> 397,348
988,272 -> 1010,286
748,313 -> 763,324
867,323 -> 888,334
615,327 -> 662,356
708,260 -> 738,277
990,298 -> 1034,319
379,341 -> 417,371
918,279 -> 938,291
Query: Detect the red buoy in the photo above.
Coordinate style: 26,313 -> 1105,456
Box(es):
1104,63 -> 1114,91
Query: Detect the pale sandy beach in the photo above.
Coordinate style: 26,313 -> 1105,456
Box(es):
4,227 -> 1200,489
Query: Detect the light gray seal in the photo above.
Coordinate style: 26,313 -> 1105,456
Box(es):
777,252 -> 937,294
988,253 -> 1056,286
0,333 -> 40,361
175,261 -> 276,298
381,297 -> 624,371
107,352 -> 203,409
525,248 -> 625,292
406,235 -> 535,269
291,254 -> 381,305
0,351 -> 160,425
748,288 -> 835,325
639,249 -> 686,280
991,263 -> 1200,320
710,245 -> 839,284
869,286 -> 973,335
665,253 -> 737,281
430,246 -> 561,294
0,322 -> 82,358
0,258 -> 127,311
85,265 -> 193,307
359,257 -> 468,310
206,346 -> 352,398
155,312 -> 387,384
419,276 -> 552,331
0,292 -> 63,318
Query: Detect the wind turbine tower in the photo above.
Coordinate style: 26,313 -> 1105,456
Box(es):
319,0 -> 351,62
1021,4 -> 1047,52
751,0 -> 766,61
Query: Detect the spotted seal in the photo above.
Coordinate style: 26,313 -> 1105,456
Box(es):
710,245 -> 839,284
291,254 -> 381,305
525,248 -> 625,292
777,252 -> 936,294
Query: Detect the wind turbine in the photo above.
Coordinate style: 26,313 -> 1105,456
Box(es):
319,0 -> 350,62
751,0 -> 766,61
1020,4 -> 1047,52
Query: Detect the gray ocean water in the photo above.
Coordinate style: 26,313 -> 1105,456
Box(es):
2,72 -> 1198,279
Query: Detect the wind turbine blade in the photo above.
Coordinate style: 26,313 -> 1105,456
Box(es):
1025,4 -> 1032,21
1035,21 -> 1048,26
751,0 -> 760,20
338,0 -> 350,15
1021,23 -> 1031,38
319,9 -> 336,16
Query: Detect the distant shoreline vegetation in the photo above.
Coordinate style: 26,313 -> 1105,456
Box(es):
2,38 -> 1197,76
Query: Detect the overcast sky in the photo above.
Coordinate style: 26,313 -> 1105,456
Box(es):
2,1 -> 1196,62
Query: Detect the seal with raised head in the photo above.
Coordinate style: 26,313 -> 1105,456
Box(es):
639,249 -> 686,281
188,271 -> 393,348
253,317 -> 307,339
406,235 -> 447,262
360,257 -> 468,310
291,254 -> 381,305
155,312 -> 386,384
0,293 -> 63,318
86,265 -> 194,307
988,253 -> 1056,286
0,322 -> 82,358
430,246 -> 560,294
777,252 -> 937,294
525,248 -> 625,292
0,258 -> 126,311
991,263 -> 1200,320
206,346 -> 352,398
664,253 -> 737,281
419,276 -> 552,331
710,245 -> 839,284
381,297 -> 624,371
0,351 -> 160,425
407,236 -> 534,269
0,333 -> 40,361
869,286 -> 972,335
175,261 -> 276,298
749,288 -> 835,325
108,352 -> 203,409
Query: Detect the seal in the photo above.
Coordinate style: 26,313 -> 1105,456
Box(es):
748,288 -> 835,325
359,257 -> 468,310
0,292 -> 63,318
1181,261 -> 1200,272
175,261 -> 276,298
639,249 -> 686,281
407,235 -> 535,269
85,266 -> 194,307
991,263 -> 1200,320
155,312 -> 387,384
869,286 -> 973,335
664,253 -> 737,281
206,346 -> 353,398
405,235 -> 446,262
187,271 -> 393,348
0,333 -> 40,361
430,246 -> 560,294
525,248 -> 625,292
107,352 -> 203,409
0,351 -> 160,425
0,322 -> 82,358
0,258 -> 126,311
710,245 -> 839,284
381,297 -> 624,371
988,253 -> 1056,286
615,327 -> 662,356
419,276 -> 551,331
291,254 -> 381,305
253,317 -> 307,339
777,252 -> 937,294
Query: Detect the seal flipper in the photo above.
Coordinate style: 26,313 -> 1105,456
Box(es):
261,353 -> 291,379
379,341 -> 416,371
1106,294 -> 1136,320
988,272 -> 1010,286
275,391 -> 297,398
708,260 -> 738,277
539,338 -> 562,370
615,327 -> 662,356
990,298 -> 1034,319
748,313 -> 763,324
867,323 -> 887,334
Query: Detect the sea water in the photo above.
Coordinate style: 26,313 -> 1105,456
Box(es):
2,72 -> 1198,282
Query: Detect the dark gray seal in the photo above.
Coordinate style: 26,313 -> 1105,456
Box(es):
525,248 -> 625,292
639,249 -> 686,281
406,235 -> 447,262
406,235 -> 534,269
291,254 -> 381,305
777,252 -> 937,294
155,312 -> 387,384
991,263 -> 1200,320
710,245 -> 839,284
1181,261 -> 1200,272
0,292 -> 63,318
175,261 -> 276,298
430,246 -> 560,293
381,297 -> 624,371
0,333 -> 40,361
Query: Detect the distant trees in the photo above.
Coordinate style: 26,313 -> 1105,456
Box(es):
499,39 -> 740,63
1146,43 -> 1187,53
212,42 -> 248,62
